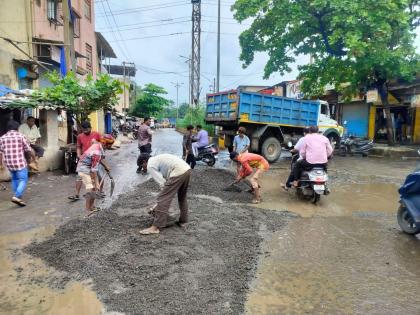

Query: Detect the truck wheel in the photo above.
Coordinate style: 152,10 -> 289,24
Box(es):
261,137 -> 281,163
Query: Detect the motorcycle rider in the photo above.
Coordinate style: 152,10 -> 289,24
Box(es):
192,125 -> 209,157
292,126 -> 333,187
282,127 -> 309,191
137,117 -> 153,174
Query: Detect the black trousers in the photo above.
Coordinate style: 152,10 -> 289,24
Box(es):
293,160 -> 327,180
185,153 -> 196,169
31,144 -> 45,158
137,143 -> 152,169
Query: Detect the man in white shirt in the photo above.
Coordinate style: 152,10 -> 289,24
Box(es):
19,116 -> 44,170
139,154 -> 192,235
282,127 -> 309,190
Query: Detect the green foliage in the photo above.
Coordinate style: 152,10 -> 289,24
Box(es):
176,104 -> 214,135
156,102 -> 190,120
130,83 -> 170,117
33,72 -> 123,117
232,0 -> 420,97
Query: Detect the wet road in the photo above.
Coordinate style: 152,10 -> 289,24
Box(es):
1,128 -> 420,314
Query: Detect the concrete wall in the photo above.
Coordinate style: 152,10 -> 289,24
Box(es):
32,0 -> 97,78
0,1 -> 33,89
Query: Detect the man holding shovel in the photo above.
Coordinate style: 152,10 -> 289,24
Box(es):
76,139 -> 111,217
229,152 -> 269,204
140,154 -> 191,235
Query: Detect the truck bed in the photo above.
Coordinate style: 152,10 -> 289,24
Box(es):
206,90 -> 319,127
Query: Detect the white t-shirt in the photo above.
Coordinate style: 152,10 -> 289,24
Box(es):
18,123 -> 41,144
294,137 -> 306,161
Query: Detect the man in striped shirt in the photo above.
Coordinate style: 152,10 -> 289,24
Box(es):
0,120 -> 35,206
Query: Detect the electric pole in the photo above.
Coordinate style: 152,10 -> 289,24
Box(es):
171,82 -> 184,121
191,0 -> 201,107
216,0 -> 221,92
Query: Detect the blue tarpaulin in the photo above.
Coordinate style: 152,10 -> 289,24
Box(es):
60,46 -> 67,77
0,85 -> 19,97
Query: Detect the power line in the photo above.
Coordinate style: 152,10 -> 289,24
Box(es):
103,0 -> 133,61
96,16 -> 191,30
99,1 -> 131,61
96,2 -> 190,18
108,31 -> 237,42
100,20 -> 191,33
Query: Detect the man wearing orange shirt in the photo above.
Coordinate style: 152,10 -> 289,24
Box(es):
229,152 -> 269,204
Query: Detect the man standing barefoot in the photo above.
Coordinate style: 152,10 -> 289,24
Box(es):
139,154 -> 191,235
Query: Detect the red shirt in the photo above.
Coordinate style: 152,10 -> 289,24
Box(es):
77,131 -> 101,154
238,153 -> 269,178
0,130 -> 32,171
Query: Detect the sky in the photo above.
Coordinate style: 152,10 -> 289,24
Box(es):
95,1 -> 420,105
94,0 -> 307,104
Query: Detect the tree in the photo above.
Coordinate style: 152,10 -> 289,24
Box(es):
130,83 -> 170,117
33,72 -> 123,121
233,0 -> 420,144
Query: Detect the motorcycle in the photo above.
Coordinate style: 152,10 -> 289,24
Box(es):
397,151 -> 420,235
339,136 -> 374,157
61,143 -> 78,174
288,142 -> 329,204
196,144 -> 218,166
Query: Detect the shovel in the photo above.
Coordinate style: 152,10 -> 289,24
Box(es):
107,171 -> 115,196
222,180 -> 242,192
98,171 -> 115,197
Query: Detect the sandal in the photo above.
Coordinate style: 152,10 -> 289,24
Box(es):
11,197 -> 26,207
281,184 -> 289,192
68,195 -> 80,201
84,207 -> 101,218
252,199 -> 261,204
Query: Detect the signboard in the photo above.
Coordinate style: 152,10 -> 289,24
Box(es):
366,89 -> 379,103
286,80 -> 304,99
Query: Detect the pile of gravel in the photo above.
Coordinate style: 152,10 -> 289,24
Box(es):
26,168 -> 290,315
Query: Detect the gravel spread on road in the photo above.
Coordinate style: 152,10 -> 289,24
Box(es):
26,168 -> 290,315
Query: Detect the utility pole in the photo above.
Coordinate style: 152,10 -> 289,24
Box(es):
122,61 -> 127,123
180,55 -> 192,105
191,0 -> 201,107
171,82 -> 184,121
216,0 -> 221,92
62,0 -> 75,72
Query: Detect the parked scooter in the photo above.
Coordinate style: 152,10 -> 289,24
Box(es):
339,136 -> 374,157
397,151 -> 420,235
287,142 -> 329,204
196,144 -> 218,166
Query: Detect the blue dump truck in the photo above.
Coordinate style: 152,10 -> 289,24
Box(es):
206,89 -> 343,162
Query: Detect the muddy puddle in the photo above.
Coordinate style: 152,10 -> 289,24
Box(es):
0,226 -> 108,315
257,173 -> 400,218
245,217 -> 420,314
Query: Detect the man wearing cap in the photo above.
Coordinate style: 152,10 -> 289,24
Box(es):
68,121 -> 101,201
229,151 -> 269,204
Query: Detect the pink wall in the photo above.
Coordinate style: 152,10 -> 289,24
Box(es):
32,0 -> 97,78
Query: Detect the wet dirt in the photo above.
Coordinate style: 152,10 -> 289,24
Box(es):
246,217 -> 420,314
0,227 -> 106,315
26,168 -> 290,315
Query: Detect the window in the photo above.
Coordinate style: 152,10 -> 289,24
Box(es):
86,43 -> 92,73
73,12 -> 81,38
47,0 -> 58,21
84,0 -> 91,21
